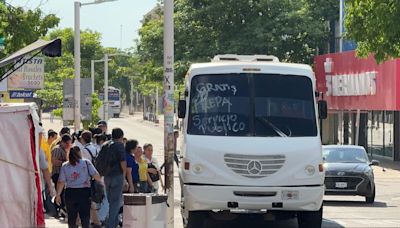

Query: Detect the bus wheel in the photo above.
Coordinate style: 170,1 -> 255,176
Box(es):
297,204 -> 323,228
184,211 -> 207,228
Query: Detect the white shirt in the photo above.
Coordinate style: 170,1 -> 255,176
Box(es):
82,143 -> 98,162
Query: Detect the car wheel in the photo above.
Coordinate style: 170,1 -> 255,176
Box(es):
366,187 -> 376,204
184,211 -> 207,228
297,204 -> 323,228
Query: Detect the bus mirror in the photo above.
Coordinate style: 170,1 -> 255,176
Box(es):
178,100 -> 186,118
318,100 -> 328,119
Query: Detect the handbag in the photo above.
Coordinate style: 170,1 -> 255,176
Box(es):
85,161 -> 105,204
148,163 -> 160,182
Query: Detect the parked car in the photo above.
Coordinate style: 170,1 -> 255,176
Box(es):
322,145 -> 379,204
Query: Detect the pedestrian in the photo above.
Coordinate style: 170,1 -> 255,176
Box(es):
97,120 -> 111,140
73,130 -> 85,151
94,134 -> 107,153
125,140 -> 139,193
80,131 -> 98,162
50,127 -> 71,153
51,134 -> 72,217
104,128 -> 127,228
134,146 -> 153,193
144,143 -> 164,193
38,127 -> 56,220
79,130 -> 102,227
41,129 -> 58,173
55,146 -> 103,228
51,134 -> 72,186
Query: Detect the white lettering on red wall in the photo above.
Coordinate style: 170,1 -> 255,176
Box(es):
326,71 -> 377,96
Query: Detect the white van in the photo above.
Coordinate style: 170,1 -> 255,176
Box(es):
177,55 -> 327,228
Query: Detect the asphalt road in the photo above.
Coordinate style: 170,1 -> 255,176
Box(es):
44,114 -> 400,228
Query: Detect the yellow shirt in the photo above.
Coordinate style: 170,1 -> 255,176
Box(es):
138,157 -> 148,182
40,138 -> 52,172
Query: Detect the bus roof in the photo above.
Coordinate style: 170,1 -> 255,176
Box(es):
186,61 -> 314,80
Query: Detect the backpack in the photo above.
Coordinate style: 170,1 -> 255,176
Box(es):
94,141 -> 115,176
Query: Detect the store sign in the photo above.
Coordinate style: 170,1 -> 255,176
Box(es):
326,71 -> 377,96
9,90 -> 34,99
7,57 -> 44,89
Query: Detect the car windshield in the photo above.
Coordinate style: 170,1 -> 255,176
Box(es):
323,148 -> 369,163
187,73 -> 317,137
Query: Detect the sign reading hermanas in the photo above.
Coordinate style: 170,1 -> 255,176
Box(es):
325,72 -> 377,97
7,57 -> 44,89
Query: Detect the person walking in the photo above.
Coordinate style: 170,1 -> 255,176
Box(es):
144,143 -> 164,193
55,146 -> 102,228
79,130 -> 102,227
104,128 -> 127,228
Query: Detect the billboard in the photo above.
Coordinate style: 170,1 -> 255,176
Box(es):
7,57 -> 45,89
63,78 -> 92,121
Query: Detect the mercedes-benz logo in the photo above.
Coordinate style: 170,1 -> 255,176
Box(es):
247,160 -> 262,175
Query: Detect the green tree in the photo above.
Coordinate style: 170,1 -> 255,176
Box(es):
137,0 -> 337,89
345,0 -> 400,63
0,3 -> 59,58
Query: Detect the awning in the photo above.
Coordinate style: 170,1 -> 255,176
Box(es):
0,38 -> 61,68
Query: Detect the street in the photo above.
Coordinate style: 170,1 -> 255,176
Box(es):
43,114 -> 400,228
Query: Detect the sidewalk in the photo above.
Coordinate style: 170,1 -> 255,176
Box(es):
375,158 -> 400,171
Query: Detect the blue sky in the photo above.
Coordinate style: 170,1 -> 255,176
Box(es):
7,0 -> 159,49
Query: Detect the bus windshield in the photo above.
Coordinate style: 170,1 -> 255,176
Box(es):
188,73 -> 317,137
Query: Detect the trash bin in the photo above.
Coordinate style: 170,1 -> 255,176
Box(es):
123,193 -> 168,228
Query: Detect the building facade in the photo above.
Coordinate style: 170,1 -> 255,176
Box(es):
315,51 -> 400,161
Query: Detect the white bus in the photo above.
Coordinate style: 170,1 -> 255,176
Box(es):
177,55 -> 327,228
100,86 -> 121,118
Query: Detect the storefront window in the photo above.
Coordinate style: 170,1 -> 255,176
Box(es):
367,111 -> 393,159
383,111 -> 394,158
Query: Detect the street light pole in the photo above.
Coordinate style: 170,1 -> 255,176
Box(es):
74,0 -> 117,130
74,1 -> 81,131
164,0 -> 174,227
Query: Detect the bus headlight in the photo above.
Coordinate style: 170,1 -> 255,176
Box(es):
305,165 -> 316,176
193,164 -> 203,174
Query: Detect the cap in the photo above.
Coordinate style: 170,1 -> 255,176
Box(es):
97,120 -> 107,126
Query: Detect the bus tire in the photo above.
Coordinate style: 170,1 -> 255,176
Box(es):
184,211 -> 207,228
297,204 -> 323,228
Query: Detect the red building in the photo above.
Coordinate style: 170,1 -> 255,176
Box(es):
314,51 -> 400,161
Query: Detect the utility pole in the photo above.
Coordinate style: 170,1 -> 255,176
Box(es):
130,78 -> 134,115
74,1 -> 81,131
164,0 -> 175,227
104,54 -> 109,121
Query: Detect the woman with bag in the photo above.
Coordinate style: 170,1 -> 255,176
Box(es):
55,146 -> 103,228
144,143 -> 164,193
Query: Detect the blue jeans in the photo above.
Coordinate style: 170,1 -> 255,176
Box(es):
104,174 -> 124,228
